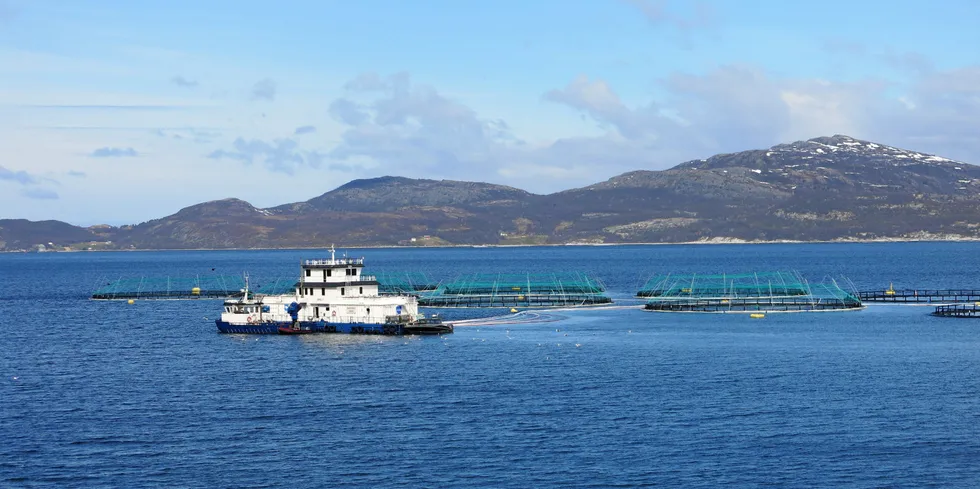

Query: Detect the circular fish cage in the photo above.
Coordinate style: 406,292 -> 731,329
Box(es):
640,271 -> 863,313
419,272 -> 612,308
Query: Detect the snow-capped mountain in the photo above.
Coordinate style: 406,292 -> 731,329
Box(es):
671,134 -> 980,196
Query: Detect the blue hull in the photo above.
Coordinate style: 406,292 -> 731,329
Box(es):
215,319 -> 404,335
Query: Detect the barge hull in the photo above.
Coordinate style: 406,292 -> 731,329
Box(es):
215,320 -> 452,335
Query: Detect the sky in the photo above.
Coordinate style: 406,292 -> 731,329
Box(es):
1,0 -> 978,225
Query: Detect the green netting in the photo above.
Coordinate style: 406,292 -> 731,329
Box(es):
439,273 -> 605,295
92,275 -> 246,300
642,272 -> 862,312
638,271 -> 809,298
375,271 -> 439,294
419,272 -> 611,308
254,277 -> 298,295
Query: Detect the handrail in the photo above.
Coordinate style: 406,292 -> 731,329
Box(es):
304,258 -> 365,266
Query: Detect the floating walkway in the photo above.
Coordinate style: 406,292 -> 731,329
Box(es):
642,271 -> 862,313
419,272 -> 612,308
91,275 -> 247,300
932,304 -> 980,318
858,287 -> 980,304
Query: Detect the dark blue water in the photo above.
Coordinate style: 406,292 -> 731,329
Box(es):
2,243 -> 980,487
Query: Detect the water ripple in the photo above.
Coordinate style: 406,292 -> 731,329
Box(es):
3,246 -> 980,487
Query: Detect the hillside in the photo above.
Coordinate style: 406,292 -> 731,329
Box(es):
3,135 -> 980,250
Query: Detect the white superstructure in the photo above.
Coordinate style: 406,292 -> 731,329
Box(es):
219,246 -> 419,326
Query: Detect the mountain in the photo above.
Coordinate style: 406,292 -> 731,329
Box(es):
3,135 -> 979,250
542,135 -> 980,242
0,219 -> 118,251
272,176 -> 534,213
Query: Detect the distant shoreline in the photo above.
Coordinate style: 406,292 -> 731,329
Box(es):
6,235 -> 980,253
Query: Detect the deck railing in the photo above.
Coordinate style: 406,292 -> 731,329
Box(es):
304,258 -> 365,266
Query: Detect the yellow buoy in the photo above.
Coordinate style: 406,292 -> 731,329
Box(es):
750,313 -> 765,318
510,308 -> 518,313
191,287 -> 201,296
127,299 -> 135,305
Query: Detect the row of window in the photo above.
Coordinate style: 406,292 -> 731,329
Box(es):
312,306 -> 371,318
304,268 -> 360,279
225,305 -> 270,313
299,286 -> 364,297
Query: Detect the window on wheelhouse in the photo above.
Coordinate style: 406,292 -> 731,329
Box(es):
305,269 -> 311,277
359,286 -> 363,294
341,287 -> 345,296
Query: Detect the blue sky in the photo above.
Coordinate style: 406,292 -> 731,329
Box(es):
1,0 -> 978,225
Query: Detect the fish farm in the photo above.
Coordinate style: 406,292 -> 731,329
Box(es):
418,272 -> 612,308
640,272 -> 863,313
91,275 -> 247,300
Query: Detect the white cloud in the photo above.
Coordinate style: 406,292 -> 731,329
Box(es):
90,147 -> 138,157
4,59 -> 979,224
251,78 -> 276,101
0,165 -> 40,184
208,137 -> 323,174
171,75 -> 198,88
21,188 -> 59,200
319,66 -> 980,193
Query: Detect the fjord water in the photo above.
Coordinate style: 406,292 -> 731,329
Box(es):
2,243 -> 979,487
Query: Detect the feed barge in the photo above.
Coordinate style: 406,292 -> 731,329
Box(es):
215,247 -> 452,335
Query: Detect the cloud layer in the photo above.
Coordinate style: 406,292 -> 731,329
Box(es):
207,137 -> 325,174
90,147 -> 138,158
203,63 -> 980,192
170,76 -> 198,88
1,165 -> 59,200
21,188 -> 58,200
0,165 -> 39,185
251,78 -> 276,101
